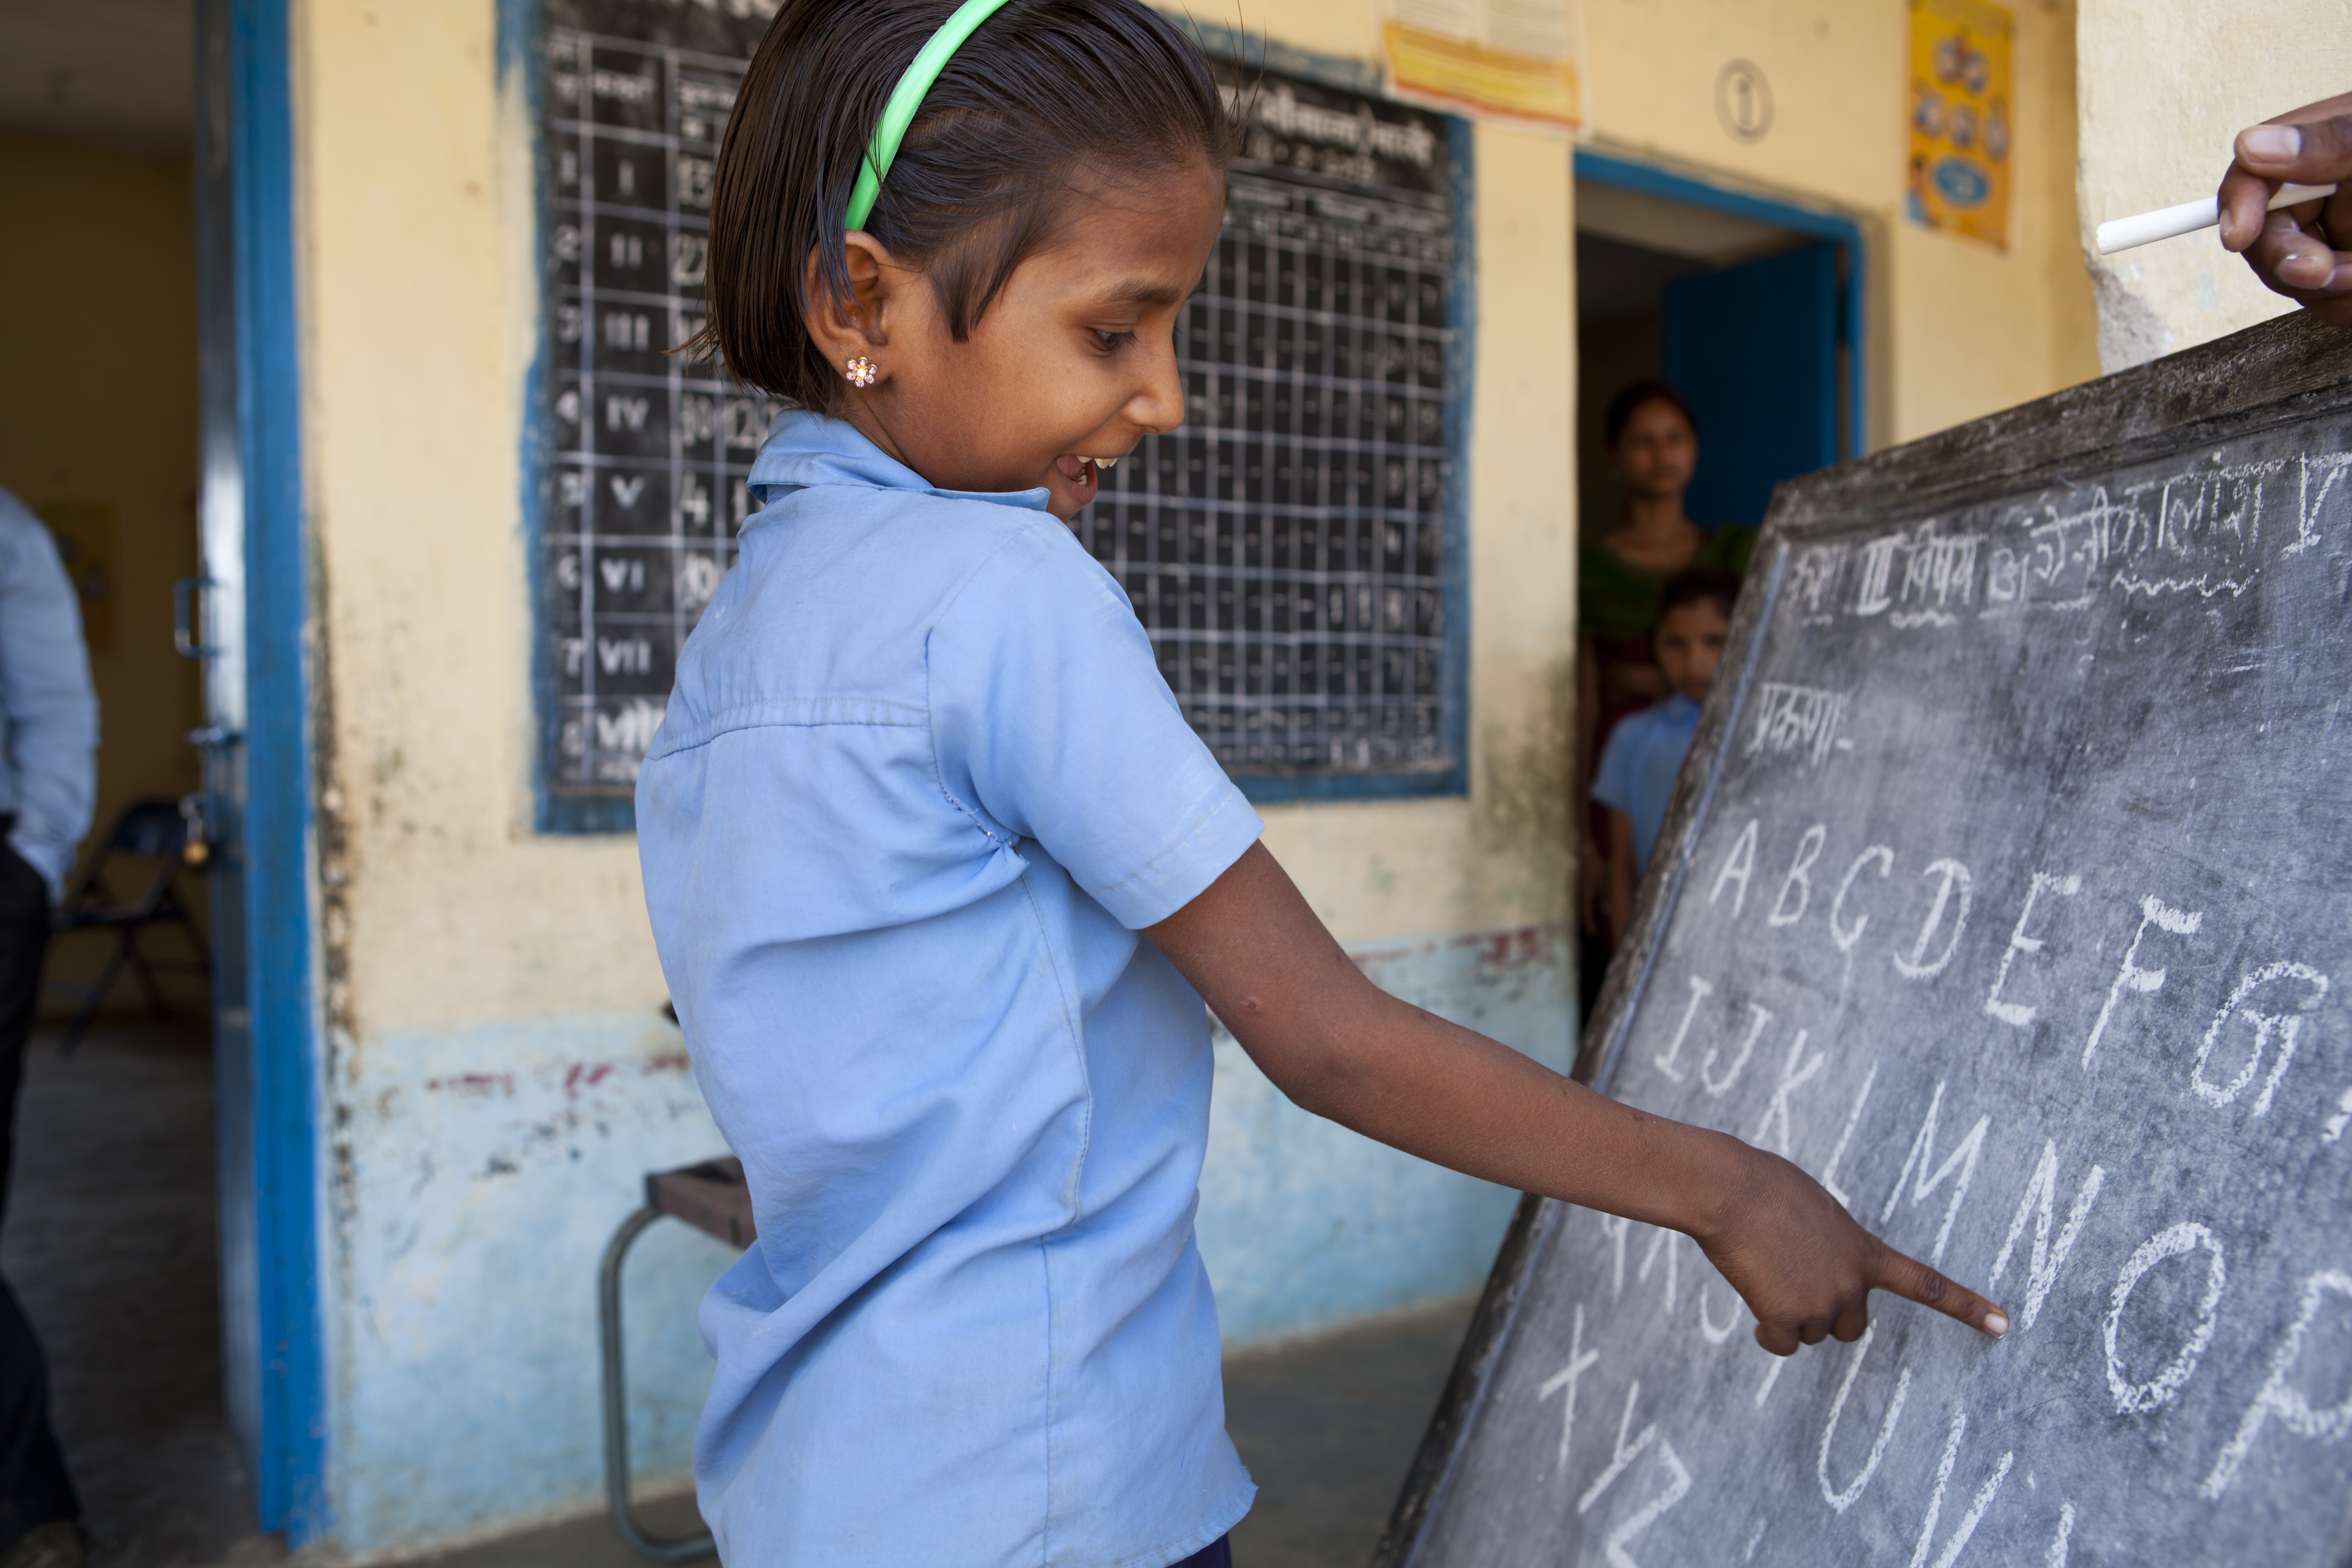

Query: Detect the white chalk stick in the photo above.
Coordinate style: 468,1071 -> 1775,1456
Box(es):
2096,183 -> 2337,255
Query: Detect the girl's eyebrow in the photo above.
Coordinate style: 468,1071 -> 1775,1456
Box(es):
1091,279 -> 1188,308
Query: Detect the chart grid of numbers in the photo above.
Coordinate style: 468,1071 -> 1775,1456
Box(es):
1068,70 -> 1465,783
543,21 -> 775,802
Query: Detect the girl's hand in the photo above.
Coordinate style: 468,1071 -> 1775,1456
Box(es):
1694,1142 -> 2007,1355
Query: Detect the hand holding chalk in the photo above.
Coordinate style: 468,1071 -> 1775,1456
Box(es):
2095,183 -> 2337,256
2219,92 -> 2352,326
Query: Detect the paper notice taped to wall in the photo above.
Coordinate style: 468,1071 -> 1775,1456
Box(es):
1905,0 -> 2012,250
1384,0 -> 1585,130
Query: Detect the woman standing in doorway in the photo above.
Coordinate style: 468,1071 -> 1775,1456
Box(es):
1576,382 -> 1754,1015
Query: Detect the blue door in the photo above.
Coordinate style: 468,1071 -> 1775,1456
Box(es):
1661,242 -> 1839,529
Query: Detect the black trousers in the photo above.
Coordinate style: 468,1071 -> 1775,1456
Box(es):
0,839 -> 78,1546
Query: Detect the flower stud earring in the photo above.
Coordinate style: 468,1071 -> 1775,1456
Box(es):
844,355 -> 878,389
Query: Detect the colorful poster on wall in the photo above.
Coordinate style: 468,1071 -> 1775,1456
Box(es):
1906,0 -> 2012,250
1384,0 -> 1585,131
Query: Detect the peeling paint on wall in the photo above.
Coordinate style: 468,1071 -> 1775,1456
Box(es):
328,1011 -> 733,1553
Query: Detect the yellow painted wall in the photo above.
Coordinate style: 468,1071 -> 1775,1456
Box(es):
1578,0 -> 2099,448
2075,0 -> 2347,371
0,132 -> 207,1009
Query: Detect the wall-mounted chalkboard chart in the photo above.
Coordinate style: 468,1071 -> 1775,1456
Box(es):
1380,313 -> 2352,1568
537,0 -> 780,824
534,15 -> 1470,822
1067,64 -> 1470,799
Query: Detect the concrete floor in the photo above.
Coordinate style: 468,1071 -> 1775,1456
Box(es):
10,1020 -> 1476,1568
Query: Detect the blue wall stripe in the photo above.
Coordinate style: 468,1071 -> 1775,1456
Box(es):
1573,148 -> 1869,459
227,0 -> 328,1538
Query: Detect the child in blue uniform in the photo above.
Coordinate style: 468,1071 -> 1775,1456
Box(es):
1591,567 -> 1739,944
634,4 -> 2008,1563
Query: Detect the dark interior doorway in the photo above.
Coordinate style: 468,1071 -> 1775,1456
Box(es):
0,3 -> 261,1563
1574,159 -> 1859,539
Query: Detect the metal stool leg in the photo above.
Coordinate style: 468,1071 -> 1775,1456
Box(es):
601,1206 -> 717,1563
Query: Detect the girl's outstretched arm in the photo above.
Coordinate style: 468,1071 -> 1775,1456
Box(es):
1144,841 -> 2009,1355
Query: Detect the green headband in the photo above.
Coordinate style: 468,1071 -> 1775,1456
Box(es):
843,0 -> 1019,230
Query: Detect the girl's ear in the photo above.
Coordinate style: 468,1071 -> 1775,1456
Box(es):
803,233 -> 897,373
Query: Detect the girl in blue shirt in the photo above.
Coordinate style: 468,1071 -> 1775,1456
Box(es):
636,5 -> 2007,1563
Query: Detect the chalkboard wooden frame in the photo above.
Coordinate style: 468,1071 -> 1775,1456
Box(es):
1375,310 -> 2352,1566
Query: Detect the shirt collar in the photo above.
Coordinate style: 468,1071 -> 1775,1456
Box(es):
746,410 -> 1052,513
1661,691 -> 1703,722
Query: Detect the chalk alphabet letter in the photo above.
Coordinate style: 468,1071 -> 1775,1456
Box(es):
2081,896 -> 2202,1070
1817,1325 -> 1911,1513
1892,859 -> 1973,980
1989,1142 -> 2106,1333
1710,819 -> 1759,917
1767,823 -> 1829,927
1818,1062 -> 1879,1209
2191,961 -> 2329,1115
1576,1382 -> 1692,1568
1879,1081 -> 1990,1266
1984,872 -> 2083,1027
1535,1302 -> 1602,1475
1830,846 -> 1895,954
1653,975 -> 1714,1083
2104,1221 -> 2227,1414
1749,1029 -> 1825,1157
1700,1003 -> 1773,1097
2200,1269 -> 2352,1498
1906,1407 -> 2014,1568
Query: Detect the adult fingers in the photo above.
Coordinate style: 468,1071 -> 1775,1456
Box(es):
1870,1243 -> 2008,1340
2236,104 -> 2352,185
2245,208 -> 2347,296
2218,101 -> 2352,252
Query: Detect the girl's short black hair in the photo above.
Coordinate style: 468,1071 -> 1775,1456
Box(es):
1655,565 -> 1741,631
697,0 -> 1231,408
1603,379 -> 1699,449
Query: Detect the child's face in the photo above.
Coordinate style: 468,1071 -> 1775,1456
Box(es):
820,162 -> 1226,521
1654,600 -> 1730,705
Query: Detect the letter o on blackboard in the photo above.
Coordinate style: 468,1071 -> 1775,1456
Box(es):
1716,59 -> 1774,143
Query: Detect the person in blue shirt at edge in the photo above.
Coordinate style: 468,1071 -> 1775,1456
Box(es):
1590,567 -> 1738,950
634,4 -> 2007,1563
0,484 -> 97,1568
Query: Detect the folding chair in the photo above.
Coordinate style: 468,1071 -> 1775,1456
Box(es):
600,1155 -> 754,1563
49,796 -> 211,1052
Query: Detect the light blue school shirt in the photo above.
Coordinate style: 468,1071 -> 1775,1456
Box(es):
1590,693 -> 1701,874
635,413 -> 1264,1568
0,485 -> 97,899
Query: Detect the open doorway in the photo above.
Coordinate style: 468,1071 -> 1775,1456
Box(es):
1574,151 -> 1862,537
0,3 -> 262,1563
1571,154 -> 1861,1021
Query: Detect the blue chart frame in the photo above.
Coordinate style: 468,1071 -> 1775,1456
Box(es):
196,0 -> 328,1540
1573,148 -> 1868,462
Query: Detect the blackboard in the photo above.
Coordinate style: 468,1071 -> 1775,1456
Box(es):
1380,313 -> 2352,1567
538,0 -> 780,815
1064,61 -> 1472,795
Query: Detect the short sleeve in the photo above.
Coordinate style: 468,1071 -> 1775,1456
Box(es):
928,523 -> 1262,929
1589,719 -> 1642,816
